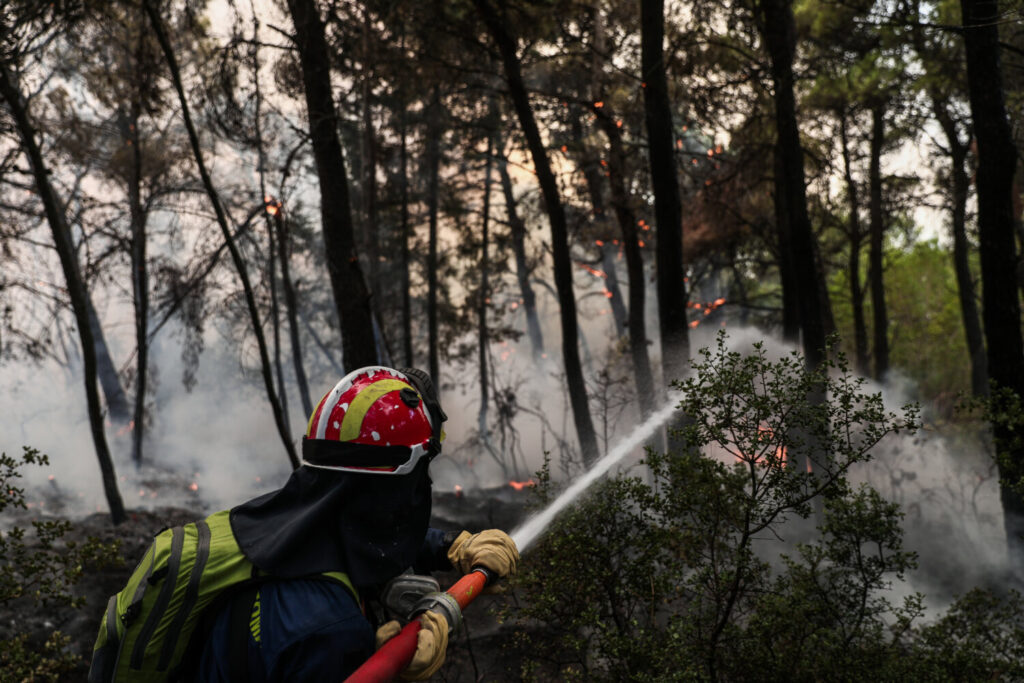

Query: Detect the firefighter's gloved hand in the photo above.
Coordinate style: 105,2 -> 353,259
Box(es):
447,529 -> 520,589
374,610 -> 449,681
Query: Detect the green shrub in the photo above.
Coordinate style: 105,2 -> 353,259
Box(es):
506,334 -> 1022,681
0,447 -> 119,682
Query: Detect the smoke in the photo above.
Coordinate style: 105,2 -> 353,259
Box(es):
0,241 -> 1009,611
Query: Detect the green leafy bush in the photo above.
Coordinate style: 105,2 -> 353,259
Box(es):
508,334 -> 1023,681
0,447 -> 119,682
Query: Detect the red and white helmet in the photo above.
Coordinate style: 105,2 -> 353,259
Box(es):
302,366 -> 444,475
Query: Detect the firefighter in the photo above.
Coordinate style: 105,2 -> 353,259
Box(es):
197,366 -> 519,681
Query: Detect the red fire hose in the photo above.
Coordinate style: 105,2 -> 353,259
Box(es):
344,567 -> 493,683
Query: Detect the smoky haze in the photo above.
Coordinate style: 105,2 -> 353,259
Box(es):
0,272 -> 1007,612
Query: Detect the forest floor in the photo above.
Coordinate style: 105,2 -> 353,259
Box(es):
2,486 -> 533,681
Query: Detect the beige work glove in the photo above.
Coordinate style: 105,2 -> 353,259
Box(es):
446,529 -> 520,586
374,610 -> 448,681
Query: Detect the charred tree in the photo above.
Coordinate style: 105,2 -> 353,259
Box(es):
960,0 -> 1024,571
285,0 -> 376,370
773,145 -> 801,343
479,131 -> 494,447
144,0 -> 299,469
640,0 -> 689,385
475,0 -> 599,464
426,88 -> 442,386
570,109 -> 628,338
398,32 -> 414,368
867,102 -> 889,380
0,64 -> 127,524
122,96 -> 149,463
85,296 -> 130,423
593,105 -> 657,418
839,111 -> 869,376
935,101 -> 988,397
758,0 -> 829,369
498,150 -> 545,360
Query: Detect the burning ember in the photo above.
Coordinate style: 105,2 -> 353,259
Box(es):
454,484 -> 464,499
508,479 -> 537,491
115,420 -> 135,437
264,195 -> 282,216
189,482 -> 199,492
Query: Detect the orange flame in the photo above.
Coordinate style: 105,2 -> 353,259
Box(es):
189,482 -> 199,492
509,479 -> 536,491
578,263 -> 607,279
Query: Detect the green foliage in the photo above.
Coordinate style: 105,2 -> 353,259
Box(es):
830,240 -> 971,402
0,447 -> 120,682
506,333 -> 1023,680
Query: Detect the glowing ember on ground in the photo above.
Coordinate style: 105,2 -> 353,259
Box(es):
189,482 -> 199,492
509,479 -> 537,491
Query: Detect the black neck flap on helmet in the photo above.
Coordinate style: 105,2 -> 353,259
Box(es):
397,367 -> 447,456
230,461 -> 432,592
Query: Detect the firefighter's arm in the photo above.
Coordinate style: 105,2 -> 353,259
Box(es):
374,610 -> 448,681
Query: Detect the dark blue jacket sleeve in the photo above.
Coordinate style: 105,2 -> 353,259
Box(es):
414,527 -> 455,573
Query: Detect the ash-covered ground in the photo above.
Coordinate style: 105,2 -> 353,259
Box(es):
2,484 -> 534,682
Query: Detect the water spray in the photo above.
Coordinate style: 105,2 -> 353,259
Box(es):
510,395 -> 681,552
344,396 -> 681,682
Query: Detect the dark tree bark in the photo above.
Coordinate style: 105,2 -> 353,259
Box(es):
570,109 -> 627,338
122,97 -> 149,463
0,64 -> 126,524
867,103 -> 890,380
479,132 -> 494,444
960,0 -> 1024,571
361,4 -> 379,298
275,208 -> 313,416
425,88 -> 442,386
640,0 -> 690,385
934,102 -> 988,397
839,111 -> 869,376
498,151 -> 545,360
758,0 -> 829,369
285,0 -> 376,370
85,296 -> 130,423
144,0 -> 299,469
475,0 -> 599,464
773,145 -> 801,343
399,31 -> 414,367
593,106 -> 656,418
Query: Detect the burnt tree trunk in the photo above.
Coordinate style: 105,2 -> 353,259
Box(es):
286,0 -> 376,370
839,111 -> 869,376
960,0 -> 1024,572
399,32 -> 414,367
570,109 -> 628,338
476,0 -> 599,464
0,63 -> 127,524
275,208 -> 313,416
773,144 -> 801,343
426,88 -> 442,386
641,0 -> 690,385
123,97 -> 149,463
479,131 -> 494,446
145,0 -> 299,468
85,297 -> 130,424
594,106 -> 657,417
935,102 -> 988,397
498,151 -> 545,360
759,0 -> 828,369
868,102 -> 889,380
